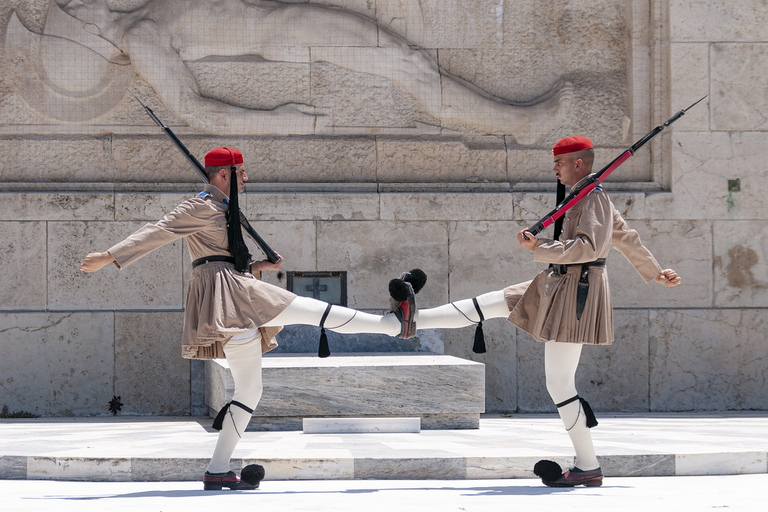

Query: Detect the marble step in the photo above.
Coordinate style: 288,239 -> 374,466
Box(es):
206,353 -> 486,430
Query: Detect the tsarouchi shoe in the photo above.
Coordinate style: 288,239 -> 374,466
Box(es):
203,469 -> 261,491
542,467 -> 603,488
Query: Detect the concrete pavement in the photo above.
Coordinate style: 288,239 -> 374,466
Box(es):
2,475 -> 766,512
2,413 -> 767,482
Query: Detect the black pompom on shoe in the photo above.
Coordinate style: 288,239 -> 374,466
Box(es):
389,278 -> 412,302
533,460 -> 563,482
401,268 -> 427,294
241,464 -> 265,488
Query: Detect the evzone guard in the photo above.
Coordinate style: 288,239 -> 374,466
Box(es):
412,135 -> 682,487
81,146 -> 423,490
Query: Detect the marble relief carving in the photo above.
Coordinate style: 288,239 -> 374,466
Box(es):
3,0 -> 573,142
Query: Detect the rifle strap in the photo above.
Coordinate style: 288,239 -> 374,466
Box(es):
553,180 -> 566,241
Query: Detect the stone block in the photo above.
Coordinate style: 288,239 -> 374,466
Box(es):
670,0 -> 768,42
380,193 -> 515,222
447,220 -> 540,299
0,221 -> 47,309
238,220 -> 317,280
711,44 -> 768,132
609,220 -> 712,308
649,309 -> 768,412
245,137 -> 377,183
26,456 -> 131,482
310,55 -> 437,135
0,136 -> 111,183
114,312 -> 189,415
0,456 -> 26,480
376,137 -> 507,183
316,221 -> 449,309
244,192 -> 379,221
49,221 -> 183,310
303,417 -> 421,433
443,320 -> 518,414
272,324 -> 443,355
0,192 -> 114,222
257,457 -> 355,480
600,454 -> 676,477
354,457 -> 466,479
517,310 -> 651,413
714,220 -> 768,307
114,192 -> 192,221
0,312 -> 114,416
648,132 -> 768,220
670,44 -> 710,131
206,354 -> 485,430
675,452 -> 768,476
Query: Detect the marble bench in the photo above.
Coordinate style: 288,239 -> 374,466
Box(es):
205,353 -> 485,430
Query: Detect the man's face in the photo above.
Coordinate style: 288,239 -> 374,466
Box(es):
233,164 -> 248,194
552,153 -> 582,187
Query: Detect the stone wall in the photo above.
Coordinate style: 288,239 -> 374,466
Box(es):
0,0 -> 766,418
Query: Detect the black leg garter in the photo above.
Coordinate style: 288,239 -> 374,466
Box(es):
212,400 -> 254,432
556,394 -> 598,429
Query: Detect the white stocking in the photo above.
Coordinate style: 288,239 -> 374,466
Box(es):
262,296 -> 401,336
415,290 -> 509,330
206,332 -> 263,474
544,341 -> 599,471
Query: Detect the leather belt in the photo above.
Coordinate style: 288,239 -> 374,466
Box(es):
192,255 -> 235,268
549,259 -> 606,320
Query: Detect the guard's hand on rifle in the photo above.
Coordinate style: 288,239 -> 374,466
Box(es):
654,269 -> 681,287
253,253 -> 283,272
517,229 -> 538,251
80,252 -> 116,273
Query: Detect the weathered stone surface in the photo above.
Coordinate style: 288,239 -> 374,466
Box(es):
711,43 -> 768,131
713,221 -> 768,308
49,221 -> 182,310
0,221 -> 47,309
517,310 -> 651,413
447,220 -> 539,298
207,354 -> 485,429
114,312 -> 188,415
376,137 -> 507,183
670,43 -> 710,131
649,309 -> 768,412
244,192 -> 379,221
27,456 -> 131,482
648,132 -> 768,220
114,192 -> 192,222
0,312 -> 114,416
0,193 -> 114,222
380,193 -> 516,222
443,320 -> 518,414
0,137 -> 111,182
316,221 -> 449,309
670,0 -> 768,42
245,137 -> 377,183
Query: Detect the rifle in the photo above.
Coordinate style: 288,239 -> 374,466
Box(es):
125,89 -> 281,264
526,96 -> 708,238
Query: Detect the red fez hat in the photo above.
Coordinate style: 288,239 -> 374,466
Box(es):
204,147 -> 244,167
552,136 -> 593,156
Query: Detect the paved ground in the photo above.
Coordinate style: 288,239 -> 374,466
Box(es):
2,475 -> 765,512
2,413 -> 767,482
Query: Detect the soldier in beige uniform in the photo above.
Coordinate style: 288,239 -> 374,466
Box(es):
414,136 -> 681,487
80,146 -> 418,490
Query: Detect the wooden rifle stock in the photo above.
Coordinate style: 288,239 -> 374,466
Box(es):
126,90 -> 281,264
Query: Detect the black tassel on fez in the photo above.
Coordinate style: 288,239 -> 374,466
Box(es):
318,304 -> 332,358
471,297 -> 486,354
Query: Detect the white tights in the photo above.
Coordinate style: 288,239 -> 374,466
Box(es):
207,296 -> 401,473
418,290 -> 599,470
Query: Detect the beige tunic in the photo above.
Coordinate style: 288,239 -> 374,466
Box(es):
506,176 -> 662,345
108,185 -> 296,359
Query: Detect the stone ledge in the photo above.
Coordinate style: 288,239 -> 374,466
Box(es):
206,353 -> 485,430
